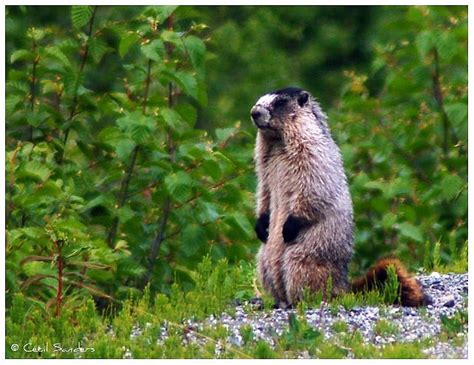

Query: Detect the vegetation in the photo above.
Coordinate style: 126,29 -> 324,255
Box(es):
5,5 -> 467,359
5,258 -> 466,359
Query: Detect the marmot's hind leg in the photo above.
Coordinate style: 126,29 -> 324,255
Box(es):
283,253 -> 349,305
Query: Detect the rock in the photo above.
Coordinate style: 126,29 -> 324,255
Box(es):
441,295 -> 455,308
249,297 -> 264,310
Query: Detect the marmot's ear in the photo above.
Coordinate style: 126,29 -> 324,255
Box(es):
297,91 -> 309,107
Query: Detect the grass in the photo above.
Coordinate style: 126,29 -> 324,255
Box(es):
374,319 -> 399,337
5,256 -> 468,359
428,240 -> 468,274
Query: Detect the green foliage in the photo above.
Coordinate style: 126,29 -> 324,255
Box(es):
374,319 -> 399,337
382,265 -> 401,304
6,5 -> 256,308
440,310 -> 468,339
334,6 -> 468,274
5,257 -> 467,359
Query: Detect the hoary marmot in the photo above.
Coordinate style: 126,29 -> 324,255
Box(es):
251,87 -> 430,308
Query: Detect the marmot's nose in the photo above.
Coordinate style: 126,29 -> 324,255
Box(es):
251,109 -> 261,121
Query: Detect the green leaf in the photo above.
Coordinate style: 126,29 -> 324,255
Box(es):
119,32 -> 139,58
215,127 -> 236,143
97,126 -> 123,146
164,171 -> 193,202
161,30 -> 182,45
440,174 -> 465,200
115,138 -> 136,160
181,224 -> 206,256
117,206 -> 135,224
201,158 -> 222,181
183,35 -> 206,68
10,49 -> 34,64
196,200 -> 220,223
17,161 -> 51,182
397,222 -> 423,242
363,180 -> 386,192
415,30 -> 435,58
116,111 -> 156,144
141,39 -> 165,62
160,107 -> 185,130
63,69 -> 84,95
162,70 -> 198,101
175,104 -> 197,127
44,46 -> 71,67
89,37 -> 109,63
445,103 -> 467,140
71,6 -> 94,30
143,5 -> 177,23
226,212 -> 253,239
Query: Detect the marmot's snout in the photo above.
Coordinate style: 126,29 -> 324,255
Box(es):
250,105 -> 271,129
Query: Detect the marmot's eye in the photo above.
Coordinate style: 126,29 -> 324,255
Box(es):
274,98 -> 288,108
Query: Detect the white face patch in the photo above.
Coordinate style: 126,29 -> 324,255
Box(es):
255,94 -> 277,108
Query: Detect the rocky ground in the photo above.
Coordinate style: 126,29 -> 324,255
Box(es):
127,272 -> 468,359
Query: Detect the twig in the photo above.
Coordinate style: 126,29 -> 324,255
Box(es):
431,47 -> 459,157
106,145 -> 140,247
6,142 -> 22,226
29,36 -> 39,141
54,240 -> 64,317
107,19 -> 155,247
144,14 -> 176,287
59,5 -> 98,164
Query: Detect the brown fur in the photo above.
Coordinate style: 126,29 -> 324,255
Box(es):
251,88 -> 428,308
351,258 -> 427,307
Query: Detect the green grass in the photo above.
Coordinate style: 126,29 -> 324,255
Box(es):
374,319 -> 399,337
5,256 -> 468,359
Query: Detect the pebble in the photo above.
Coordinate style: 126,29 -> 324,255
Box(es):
120,272 -> 467,359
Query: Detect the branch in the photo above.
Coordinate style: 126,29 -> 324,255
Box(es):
431,47 -> 459,157
107,22 -> 155,247
59,5 -> 98,164
28,36 -> 39,141
144,14 -> 176,287
106,145 -> 140,247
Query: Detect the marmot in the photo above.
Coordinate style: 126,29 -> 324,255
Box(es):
251,87 -> 430,308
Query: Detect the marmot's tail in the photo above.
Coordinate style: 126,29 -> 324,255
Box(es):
351,258 -> 432,307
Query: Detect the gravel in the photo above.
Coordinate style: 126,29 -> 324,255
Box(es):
123,272 -> 468,359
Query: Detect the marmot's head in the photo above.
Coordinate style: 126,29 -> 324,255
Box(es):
250,87 -> 328,139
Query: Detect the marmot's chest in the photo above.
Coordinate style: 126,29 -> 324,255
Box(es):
265,152 -> 295,243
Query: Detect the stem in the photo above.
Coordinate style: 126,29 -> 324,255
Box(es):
59,5 -> 98,164
29,37 -> 39,141
6,143 -> 22,226
107,34 -> 154,247
144,14 -> 175,287
106,145 -> 140,247
431,47 -> 458,157
143,59 -> 152,114
55,241 -> 64,317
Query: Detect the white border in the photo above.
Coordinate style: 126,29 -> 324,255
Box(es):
2,1 -> 471,364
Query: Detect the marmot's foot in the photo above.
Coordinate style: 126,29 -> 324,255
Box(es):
255,212 -> 270,243
282,215 -> 307,244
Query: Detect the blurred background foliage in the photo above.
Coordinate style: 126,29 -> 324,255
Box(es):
5,5 -> 467,312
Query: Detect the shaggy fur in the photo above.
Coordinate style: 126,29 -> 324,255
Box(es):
251,87 -> 427,308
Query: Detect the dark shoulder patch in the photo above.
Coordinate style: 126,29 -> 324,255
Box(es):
272,87 -> 304,98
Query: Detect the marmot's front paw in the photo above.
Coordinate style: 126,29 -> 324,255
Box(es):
255,212 -> 270,243
282,215 -> 306,244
